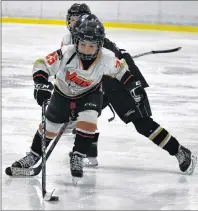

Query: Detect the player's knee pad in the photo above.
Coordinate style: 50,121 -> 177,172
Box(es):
46,118 -> 63,133
39,118 -> 62,139
73,110 -> 98,154
133,116 -> 160,137
78,110 -> 98,125
77,110 -> 98,133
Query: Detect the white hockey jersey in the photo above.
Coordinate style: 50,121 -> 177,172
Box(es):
33,45 -> 129,98
61,29 -> 73,47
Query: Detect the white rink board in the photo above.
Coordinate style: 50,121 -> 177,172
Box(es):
2,1 -> 198,25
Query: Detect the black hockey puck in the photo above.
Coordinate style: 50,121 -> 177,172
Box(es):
50,196 -> 59,201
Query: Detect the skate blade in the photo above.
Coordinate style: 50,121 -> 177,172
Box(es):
83,162 -> 98,167
186,154 -> 197,175
83,158 -> 98,167
44,189 -> 59,201
5,167 -> 35,176
72,177 -> 81,186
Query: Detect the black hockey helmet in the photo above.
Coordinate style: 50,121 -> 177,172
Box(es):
73,14 -> 105,60
66,3 -> 91,32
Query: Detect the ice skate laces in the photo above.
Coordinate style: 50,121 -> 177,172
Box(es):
71,152 -> 84,171
18,152 -> 39,168
176,146 -> 189,165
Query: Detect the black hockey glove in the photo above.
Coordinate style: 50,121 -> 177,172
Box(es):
34,82 -> 54,106
128,81 -> 146,104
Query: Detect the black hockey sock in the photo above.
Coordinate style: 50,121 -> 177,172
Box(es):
87,132 -> 99,157
148,126 -> 180,156
92,132 -> 99,144
163,136 -> 180,155
134,117 -> 180,156
31,130 -> 53,156
73,130 -> 95,154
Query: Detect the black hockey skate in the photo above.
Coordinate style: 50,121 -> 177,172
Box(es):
5,151 -> 40,176
69,144 -> 98,167
69,132 -> 99,167
175,145 -> 197,175
70,151 -> 85,178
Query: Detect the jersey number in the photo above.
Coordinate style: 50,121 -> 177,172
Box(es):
46,51 -> 58,65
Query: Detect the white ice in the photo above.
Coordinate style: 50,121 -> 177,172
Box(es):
2,23 -> 198,210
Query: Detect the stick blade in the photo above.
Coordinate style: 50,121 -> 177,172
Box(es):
43,189 -> 59,201
5,166 -> 36,176
152,47 -> 182,54
171,47 -> 182,52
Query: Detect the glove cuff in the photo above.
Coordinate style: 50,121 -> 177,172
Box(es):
33,70 -> 49,84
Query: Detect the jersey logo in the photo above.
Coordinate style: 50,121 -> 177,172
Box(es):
66,72 -> 92,87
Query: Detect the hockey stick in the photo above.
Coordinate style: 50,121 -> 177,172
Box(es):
132,47 -> 182,59
41,100 -> 58,201
108,103 -> 115,122
105,47 -> 181,122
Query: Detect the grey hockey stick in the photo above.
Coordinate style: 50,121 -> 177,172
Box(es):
106,47 -> 182,122
41,100 -> 58,201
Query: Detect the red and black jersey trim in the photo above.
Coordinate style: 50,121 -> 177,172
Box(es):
54,81 -> 102,99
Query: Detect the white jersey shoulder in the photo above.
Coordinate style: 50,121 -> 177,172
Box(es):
32,45 -> 75,77
100,48 -> 129,80
61,44 -> 76,57
61,29 -> 72,47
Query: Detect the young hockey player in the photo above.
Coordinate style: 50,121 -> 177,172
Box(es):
64,11 -> 197,175
62,3 -> 149,167
6,14 -> 144,178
